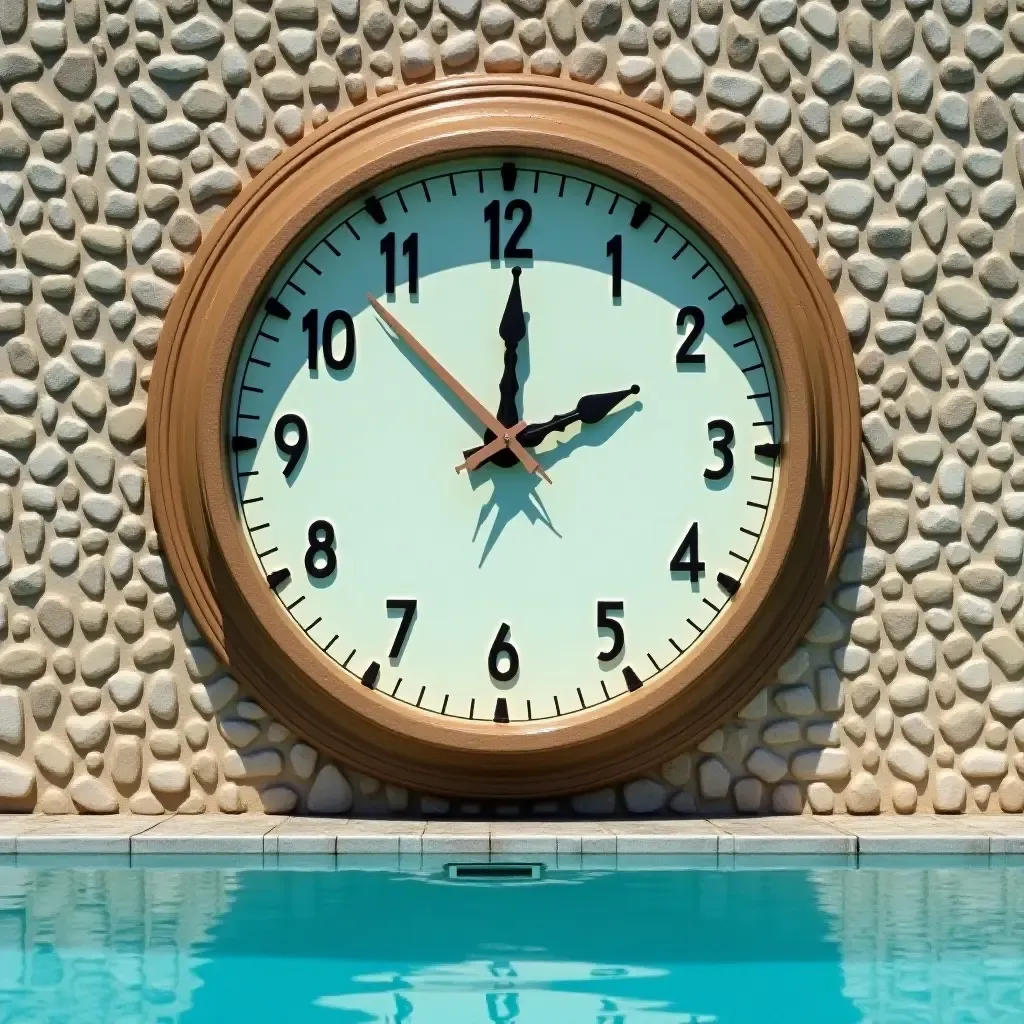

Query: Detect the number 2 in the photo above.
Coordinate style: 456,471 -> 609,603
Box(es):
676,306 -> 705,364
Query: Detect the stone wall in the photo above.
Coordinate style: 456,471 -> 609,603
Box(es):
0,0 -> 1023,815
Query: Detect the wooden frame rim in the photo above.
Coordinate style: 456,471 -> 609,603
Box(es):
150,77 -> 859,797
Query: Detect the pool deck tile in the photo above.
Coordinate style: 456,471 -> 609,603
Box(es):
0,814 -> 49,854
964,816 -> 1024,854
130,814 -> 281,854
422,820 -> 489,855
1,814 -> 1024,857
607,819 -> 723,854
830,814 -> 991,854
490,821 -> 611,855
17,815 -> 162,854
337,819 -> 427,855
711,817 -> 855,855
264,817 -> 343,855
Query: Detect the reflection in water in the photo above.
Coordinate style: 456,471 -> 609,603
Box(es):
1,863 -> 1023,1022
0,866 -> 234,1022
316,960 -> 696,1023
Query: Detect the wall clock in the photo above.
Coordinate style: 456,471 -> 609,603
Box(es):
151,78 -> 858,798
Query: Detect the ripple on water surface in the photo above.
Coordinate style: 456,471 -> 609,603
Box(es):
0,861 -> 1022,1022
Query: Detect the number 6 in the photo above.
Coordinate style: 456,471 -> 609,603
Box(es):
488,623 -> 519,682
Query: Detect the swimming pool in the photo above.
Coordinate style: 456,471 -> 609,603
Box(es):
0,858 -> 1021,1022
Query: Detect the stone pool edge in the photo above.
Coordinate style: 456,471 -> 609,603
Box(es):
1,813 -> 1024,857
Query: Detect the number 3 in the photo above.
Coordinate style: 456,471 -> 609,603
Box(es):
704,419 -> 735,481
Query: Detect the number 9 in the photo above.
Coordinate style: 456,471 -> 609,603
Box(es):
275,414 -> 308,479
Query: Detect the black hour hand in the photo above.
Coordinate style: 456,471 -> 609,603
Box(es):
464,385 -> 639,467
520,385 -> 639,447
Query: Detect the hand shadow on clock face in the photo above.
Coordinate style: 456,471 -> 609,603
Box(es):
469,404 -> 642,566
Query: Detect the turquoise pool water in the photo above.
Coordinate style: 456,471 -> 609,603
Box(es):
0,858 -> 1022,1022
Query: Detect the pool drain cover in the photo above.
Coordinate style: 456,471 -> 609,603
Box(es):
446,863 -> 544,881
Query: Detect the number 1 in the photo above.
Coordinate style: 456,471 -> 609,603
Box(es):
606,235 -> 622,300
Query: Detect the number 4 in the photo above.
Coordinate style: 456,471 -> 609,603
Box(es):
670,523 -> 704,582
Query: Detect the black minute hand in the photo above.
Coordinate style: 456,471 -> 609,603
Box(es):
496,266 -> 526,428
464,385 -> 639,467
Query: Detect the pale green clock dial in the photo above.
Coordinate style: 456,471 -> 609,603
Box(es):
229,156 -> 780,724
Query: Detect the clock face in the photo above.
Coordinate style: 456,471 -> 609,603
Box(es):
227,155 -> 781,725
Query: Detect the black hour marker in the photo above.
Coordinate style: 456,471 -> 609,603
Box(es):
623,666 -> 643,692
494,698 -> 509,723
264,296 -> 290,319
362,661 -> 380,689
501,162 -> 516,191
629,201 -> 651,229
755,442 -> 781,460
232,435 -> 257,452
722,303 -> 747,325
267,568 -> 290,589
718,572 -> 740,596
365,195 -> 386,225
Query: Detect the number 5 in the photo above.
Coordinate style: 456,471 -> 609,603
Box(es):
597,601 -> 625,663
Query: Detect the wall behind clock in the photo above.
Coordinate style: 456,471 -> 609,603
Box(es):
0,0 -> 1021,816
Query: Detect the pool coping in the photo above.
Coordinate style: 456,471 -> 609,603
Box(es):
1,813 -> 1023,858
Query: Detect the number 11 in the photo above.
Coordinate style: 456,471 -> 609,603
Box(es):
381,232 -> 419,296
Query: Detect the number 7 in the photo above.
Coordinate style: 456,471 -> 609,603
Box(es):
386,599 -> 417,659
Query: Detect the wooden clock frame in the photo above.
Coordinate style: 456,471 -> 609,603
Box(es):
150,77 -> 859,798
